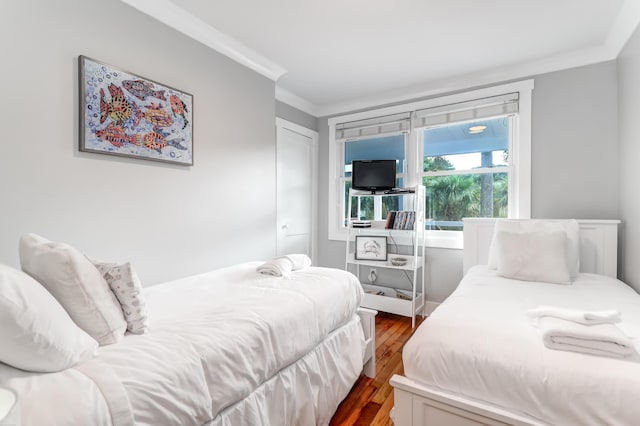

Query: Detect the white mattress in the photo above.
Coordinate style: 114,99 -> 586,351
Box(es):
403,266 -> 640,426
0,262 -> 363,425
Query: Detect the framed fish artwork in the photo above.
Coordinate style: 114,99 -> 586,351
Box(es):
79,55 -> 193,166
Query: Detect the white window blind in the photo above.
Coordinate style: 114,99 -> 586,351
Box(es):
335,112 -> 411,140
413,93 -> 519,128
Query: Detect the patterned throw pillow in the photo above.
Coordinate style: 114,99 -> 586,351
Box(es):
91,260 -> 149,334
19,233 -> 127,345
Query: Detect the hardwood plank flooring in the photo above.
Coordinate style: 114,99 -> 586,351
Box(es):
330,312 -> 425,426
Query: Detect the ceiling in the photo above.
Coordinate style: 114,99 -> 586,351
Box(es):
122,0 -> 640,116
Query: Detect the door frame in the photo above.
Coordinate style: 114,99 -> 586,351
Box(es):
275,117 -> 319,264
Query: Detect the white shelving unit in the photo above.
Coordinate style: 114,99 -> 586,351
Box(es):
345,185 -> 426,327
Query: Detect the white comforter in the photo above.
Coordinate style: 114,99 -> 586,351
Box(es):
0,263 -> 363,425
403,266 -> 640,426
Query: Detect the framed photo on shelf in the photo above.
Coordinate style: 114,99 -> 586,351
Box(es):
355,236 -> 387,261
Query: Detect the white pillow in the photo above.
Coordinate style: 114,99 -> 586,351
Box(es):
495,230 -> 571,284
0,264 -> 98,372
91,260 -> 149,334
487,219 -> 580,278
19,233 -> 126,345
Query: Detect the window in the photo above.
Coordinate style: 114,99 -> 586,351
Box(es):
421,117 -> 512,231
327,80 -> 533,248
343,135 -> 406,221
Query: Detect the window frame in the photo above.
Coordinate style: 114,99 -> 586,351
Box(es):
327,80 -> 533,248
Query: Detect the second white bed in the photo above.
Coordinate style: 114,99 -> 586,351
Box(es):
403,266 -> 640,425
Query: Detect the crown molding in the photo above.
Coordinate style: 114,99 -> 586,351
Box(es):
275,86 -> 319,117
605,0 -> 640,56
120,0 -> 287,82
122,0 -> 640,119
314,44 -> 617,117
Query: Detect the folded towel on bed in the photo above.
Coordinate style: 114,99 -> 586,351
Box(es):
538,317 -> 634,358
280,254 -> 312,270
256,254 -> 312,277
527,305 -> 621,325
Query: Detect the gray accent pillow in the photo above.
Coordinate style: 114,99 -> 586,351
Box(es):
91,260 -> 149,334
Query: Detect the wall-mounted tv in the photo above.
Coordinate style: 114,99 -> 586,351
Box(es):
352,160 -> 396,192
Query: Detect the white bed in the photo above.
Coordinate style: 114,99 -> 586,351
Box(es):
391,218 -> 638,426
0,262 -> 376,425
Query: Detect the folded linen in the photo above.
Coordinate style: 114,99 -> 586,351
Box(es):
256,254 -> 312,277
527,305 -> 621,325
281,254 -> 312,271
538,317 -> 634,358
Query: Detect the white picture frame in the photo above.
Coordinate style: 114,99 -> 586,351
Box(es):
355,236 -> 387,261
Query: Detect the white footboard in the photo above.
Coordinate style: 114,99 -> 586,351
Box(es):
357,307 -> 377,378
390,375 -> 544,426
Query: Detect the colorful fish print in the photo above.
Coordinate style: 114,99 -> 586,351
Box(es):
131,101 -> 143,127
122,79 -> 166,101
169,95 -> 189,130
143,103 -> 174,128
143,131 -> 167,153
96,123 -> 140,147
167,138 -> 187,150
100,83 -> 132,124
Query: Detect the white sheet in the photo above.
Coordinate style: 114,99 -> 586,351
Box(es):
0,262 -> 363,425
403,266 -> 640,426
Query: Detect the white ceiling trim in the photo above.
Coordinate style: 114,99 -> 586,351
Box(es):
605,0 -> 640,56
275,86 -> 319,117
119,0 -> 287,82
314,43 -> 615,117
123,0 -> 640,119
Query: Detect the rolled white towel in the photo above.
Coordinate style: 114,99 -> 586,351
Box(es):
281,254 -> 312,271
256,258 -> 293,277
527,305 -> 621,325
538,317 -> 634,358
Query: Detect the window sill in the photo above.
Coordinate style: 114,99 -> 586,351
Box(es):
424,231 -> 463,249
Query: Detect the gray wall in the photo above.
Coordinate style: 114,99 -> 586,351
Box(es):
0,1 -> 276,285
618,25 -> 640,292
532,61 -> 619,219
317,61 -> 620,303
276,101 -> 318,131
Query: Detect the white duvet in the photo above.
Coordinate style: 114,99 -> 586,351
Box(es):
403,266 -> 640,426
0,262 -> 363,425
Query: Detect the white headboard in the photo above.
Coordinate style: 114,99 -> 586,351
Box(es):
463,218 -> 621,278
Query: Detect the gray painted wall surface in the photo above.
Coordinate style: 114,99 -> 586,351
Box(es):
531,61 -> 619,220
0,1 -> 276,285
618,25 -> 640,292
276,101 -> 318,131
317,61 -> 620,303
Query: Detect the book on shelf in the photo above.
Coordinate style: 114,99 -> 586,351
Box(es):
386,210 -> 416,230
385,211 -> 396,229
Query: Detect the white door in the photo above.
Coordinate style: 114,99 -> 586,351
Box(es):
276,118 -> 318,261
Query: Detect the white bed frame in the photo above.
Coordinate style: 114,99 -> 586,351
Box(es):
358,307 -> 377,378
390,218 -> 621,426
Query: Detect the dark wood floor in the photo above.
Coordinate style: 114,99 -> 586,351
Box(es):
330,312 -> 425,426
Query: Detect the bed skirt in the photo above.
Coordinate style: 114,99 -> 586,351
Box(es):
208,314 -> 364,426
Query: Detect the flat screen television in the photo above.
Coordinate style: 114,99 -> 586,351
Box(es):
351,160 -> 396,192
